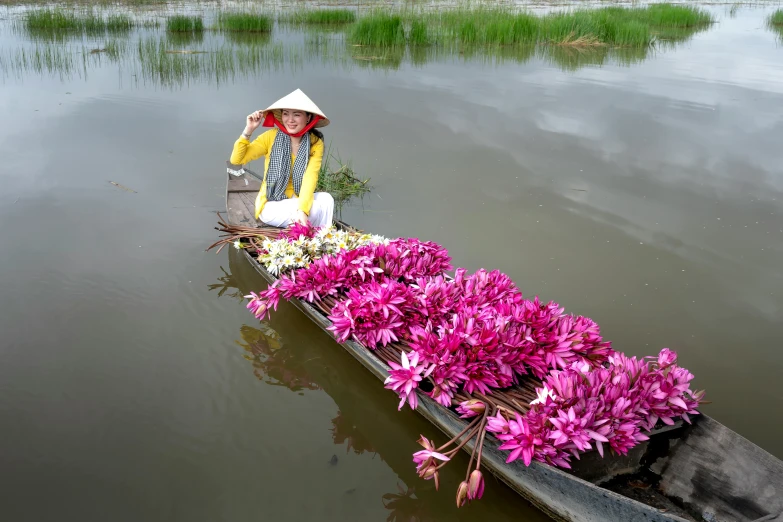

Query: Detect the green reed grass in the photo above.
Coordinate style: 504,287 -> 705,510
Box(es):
350,12 -> 405,46
216,12 -> 273,33
353,4 -> 711,48
408,19 -> 430,45
435,8 -> 538,45
135,37 -> 295,87
0,42 -> 118,80
103,39 -> 125,60
317,145 -> 371,215
541,11 -> 651,47
769,9 -> 783,41
105,14 -> 133,32
25,9 -> 82,31
166,15 -> 203,33
13,44 -> 76,77
281,9 -> 356,25
24,9 -> 134,34
638,4 -> 712,28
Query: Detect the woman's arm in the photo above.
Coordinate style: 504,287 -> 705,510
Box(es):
296,137 -> 324,215
230,129 -> 275,165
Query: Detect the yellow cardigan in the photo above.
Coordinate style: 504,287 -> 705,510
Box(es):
230,128 -> 324,219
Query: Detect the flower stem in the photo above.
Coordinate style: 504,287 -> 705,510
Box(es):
436,415 -> 482,452
474,406 -> 496,470
464,403 -> 489,480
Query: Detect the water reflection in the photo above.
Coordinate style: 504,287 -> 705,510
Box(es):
330,409 -> 377,456
237,323 -> 321,391
382,483 -> 433,522
206,265 -> 245,302
166,30 -> 206,47
769,19 -> 783,42
236,319 -> 436,521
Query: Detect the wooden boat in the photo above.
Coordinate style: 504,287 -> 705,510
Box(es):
224,167 -> 783,522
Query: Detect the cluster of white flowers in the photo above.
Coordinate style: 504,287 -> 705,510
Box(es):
256,226 -> 388,276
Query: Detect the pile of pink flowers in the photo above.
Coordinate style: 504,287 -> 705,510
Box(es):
483,348 -> 704,470
245,235 -> 452,321
331,265 -> 614,412
242,223 -> 704,506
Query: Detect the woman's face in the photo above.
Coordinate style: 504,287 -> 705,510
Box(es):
281,109 -> 310,134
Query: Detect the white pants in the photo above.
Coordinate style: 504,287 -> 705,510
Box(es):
260,192 -> 335,229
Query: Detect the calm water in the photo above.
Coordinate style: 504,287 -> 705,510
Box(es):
1,4 -> 782,521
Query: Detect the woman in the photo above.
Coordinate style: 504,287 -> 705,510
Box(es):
229,89 -> 334,228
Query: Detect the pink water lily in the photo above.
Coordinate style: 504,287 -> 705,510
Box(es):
328,278 -> 419,348
497,413 -> 544,466
384,351 -> 432,410
656,347 -> 678,369
412,447 -> 450,468
485,411 -> 511,435
279,222 -> 318,241
244,286 -> 282,321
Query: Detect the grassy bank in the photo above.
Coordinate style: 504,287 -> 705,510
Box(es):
349,4 -> 713,47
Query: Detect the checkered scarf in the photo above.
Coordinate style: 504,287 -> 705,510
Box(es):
266,130 -> 311,202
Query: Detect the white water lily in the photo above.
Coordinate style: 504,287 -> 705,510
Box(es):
266,261 -> 281,276
530,386 -> 557,406
253,225 -> 389,275
233,240 -> 242,250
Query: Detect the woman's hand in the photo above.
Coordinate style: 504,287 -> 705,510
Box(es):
292,209 -> 308,226
244,110 -> 264,136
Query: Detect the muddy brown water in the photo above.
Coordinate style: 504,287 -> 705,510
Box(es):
0,4 -> 781,521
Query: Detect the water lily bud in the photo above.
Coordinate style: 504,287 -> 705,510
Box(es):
456,481 -> 469,508
468,470 -> 485,500
464,400 -> 486,415
417,435 -> 434,450
420,466 -> 437,480
657,348 -> 677,369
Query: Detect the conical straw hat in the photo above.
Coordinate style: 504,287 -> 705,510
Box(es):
263,88 -> 329,128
